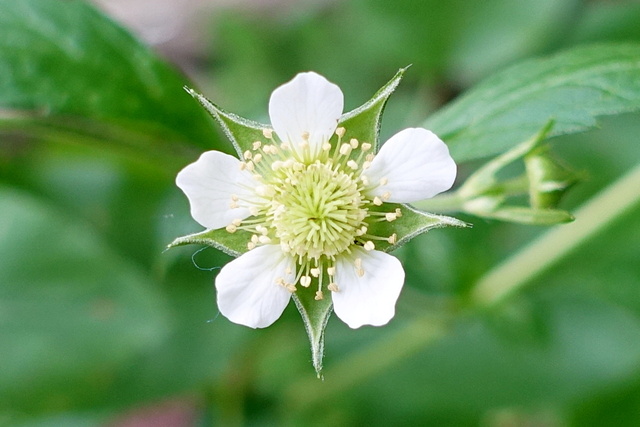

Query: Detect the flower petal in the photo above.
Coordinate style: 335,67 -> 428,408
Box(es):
215,245 -> 295,328
366,128 -> 456,202
268,72 -> 343,152
176,151 -> 259,229
332,247 -> 405,329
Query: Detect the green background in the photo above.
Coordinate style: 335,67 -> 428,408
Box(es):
1,0 -> 640,425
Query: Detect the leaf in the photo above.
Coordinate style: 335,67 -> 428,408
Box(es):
0,0 -> 216,156
424,43 -> 640,163
0,186 -> 168,413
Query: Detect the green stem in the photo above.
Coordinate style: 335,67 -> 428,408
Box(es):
472,162 -> 640,305
284,162 -> 640,409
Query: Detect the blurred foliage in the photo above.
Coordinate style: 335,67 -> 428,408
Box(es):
1,0 -> 640,426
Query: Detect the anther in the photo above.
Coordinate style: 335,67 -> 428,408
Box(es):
361,142 -> 372,151
335,127 -> 346,137
302,131 -> 310,140
385,212 -> 398,222
362,161 -> 371,170
388,233 -> 398,244
373,196 -> 383,206
262,129 -> 273,139
246,161 -> 255,171
258,235 -> 271,244
286,284 -> 297,293
310,268 -> 320,277
322,142 -> 332,151
364,241 -> 375,251
395,208 -> 402,217
382,191 -> 391,201
360,175 -> 369,185
243,150 -> 252,160
229,201 -> 239,209
253,153 -> 263,163
300,276 -> 312,287
349,138 -> 359,149
327,266 -> 336,276
225,224 -> 237,233
339,143 -> 352,156
365,154 -> 375,162
239,162 -> 247,171
379,177 -> 388,186
251,235 -> 259,244
232,219 -> 242,226
271,160 -> 283,171
256,225 -> 268,235
314,290 -> 324,300
347,160 -> 358,170
328,283 -> 339,292
231,194 -> 239,201
247,241 -> 256,250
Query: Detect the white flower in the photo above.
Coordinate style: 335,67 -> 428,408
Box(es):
176,72 -> 456,329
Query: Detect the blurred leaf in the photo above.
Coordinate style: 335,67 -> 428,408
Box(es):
0,186 -> 168,413
425,43 -> 640,162
0,0 -> 216,158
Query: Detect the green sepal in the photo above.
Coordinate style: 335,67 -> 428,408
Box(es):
525,146 -> 579,209
167,227 -> 251,257
369,203 -> 469,253
339,67 -> 407,151
292,289 -> 333,379
184,87 -> 268,157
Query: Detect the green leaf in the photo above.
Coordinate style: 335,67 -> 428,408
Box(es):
0,0 -> 216,156
424,43 -> 640,162
0,186 -> 168,413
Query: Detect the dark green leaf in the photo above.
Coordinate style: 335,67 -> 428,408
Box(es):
425,43 -> 640,162
0,187 -> 168,413
0,0 -> 216,156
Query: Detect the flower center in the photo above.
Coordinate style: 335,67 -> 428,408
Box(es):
270,161 -> 367,259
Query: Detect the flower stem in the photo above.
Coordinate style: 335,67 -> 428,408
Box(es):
472,162 -> 640,304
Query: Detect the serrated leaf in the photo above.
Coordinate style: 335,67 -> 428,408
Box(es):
425,43 -> 640,162
0,0 -> 215,156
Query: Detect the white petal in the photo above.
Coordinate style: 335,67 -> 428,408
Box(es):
268,72 -> 343,152
215,245 -> 295,328
366,128 -> 457,202
176,151 -> 259,229
332,247 -> 405,329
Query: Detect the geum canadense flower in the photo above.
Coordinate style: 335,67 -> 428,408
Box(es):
176,72 -> 457,329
